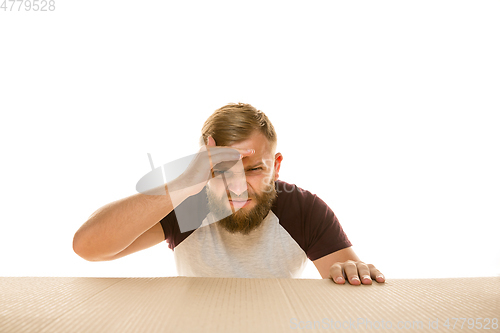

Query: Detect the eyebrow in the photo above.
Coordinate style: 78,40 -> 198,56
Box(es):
245,162 -> 264,170
213,162 -> 265,171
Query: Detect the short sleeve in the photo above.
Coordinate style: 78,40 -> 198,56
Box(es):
159,210 -> 177,250
303,194 -> 352,261
272,180 -> 352,262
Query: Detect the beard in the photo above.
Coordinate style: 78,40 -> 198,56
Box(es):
206,179 -> 277,235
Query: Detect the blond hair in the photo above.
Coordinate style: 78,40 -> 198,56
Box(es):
200,103 -> 277,148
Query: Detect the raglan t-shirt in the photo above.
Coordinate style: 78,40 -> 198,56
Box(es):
159,180 -> 352,278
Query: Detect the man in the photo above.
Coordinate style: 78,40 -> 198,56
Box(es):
73,103 -> 385,285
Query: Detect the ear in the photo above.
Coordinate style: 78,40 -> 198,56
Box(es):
273,153 -> 283,181
207,136 -> 217,146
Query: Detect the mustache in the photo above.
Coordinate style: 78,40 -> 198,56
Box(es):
224,182 -> 275,200
227,192 -> 253,200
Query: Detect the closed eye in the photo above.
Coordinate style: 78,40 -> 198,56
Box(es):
213,167 -> 263,175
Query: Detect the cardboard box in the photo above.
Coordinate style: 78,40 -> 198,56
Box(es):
1,276 -> 498,332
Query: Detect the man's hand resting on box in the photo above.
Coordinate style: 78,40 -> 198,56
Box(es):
329,260 -> 385,285
313,248 -> 385,285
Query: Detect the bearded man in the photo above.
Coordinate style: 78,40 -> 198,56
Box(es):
73,103 -> 385,285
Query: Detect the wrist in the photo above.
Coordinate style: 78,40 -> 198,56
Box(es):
165,178 -> 193,207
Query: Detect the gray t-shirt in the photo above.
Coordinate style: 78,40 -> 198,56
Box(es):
160,180 -> 352,278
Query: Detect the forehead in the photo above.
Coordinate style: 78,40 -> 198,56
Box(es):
228,131 -> 275,162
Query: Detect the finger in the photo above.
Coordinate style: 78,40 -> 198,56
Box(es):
240,148 -> 255,157
206,146 -> 254,156
206,145 -> 215,178
368,264 -> 385,283
208,147 -> 254,164
201,137 -> 254,157
343,260 -> 361,285
356,262 -> 372,285
203,149 -> 248,182
202,147 -> 255,181
329,262 -> 345,284
205,137 -> 217,175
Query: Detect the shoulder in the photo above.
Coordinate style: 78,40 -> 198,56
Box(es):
272,180 -> 352,261
272,180 -> 334,232
274,179 -> 315,203
272,180 -> 327,216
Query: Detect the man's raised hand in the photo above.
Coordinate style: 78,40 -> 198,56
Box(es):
169,136 -> 254,197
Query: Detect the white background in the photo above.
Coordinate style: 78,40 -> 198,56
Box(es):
1,0 -> 499,279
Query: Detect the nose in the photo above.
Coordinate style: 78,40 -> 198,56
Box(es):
225,171 -> 248,196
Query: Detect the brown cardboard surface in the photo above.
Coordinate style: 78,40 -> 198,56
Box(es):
0,277 -> 499,332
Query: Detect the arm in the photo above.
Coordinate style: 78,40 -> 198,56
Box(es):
73,139 -> 254,262
73,181 -> 189,261
313,247 -> 385,285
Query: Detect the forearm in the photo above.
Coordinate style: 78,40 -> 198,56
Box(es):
73,180 -> 189,261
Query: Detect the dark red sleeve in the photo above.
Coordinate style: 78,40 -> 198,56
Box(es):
273,180 -> 352,261
159,208 -> 177,250
303,194 -> 352,261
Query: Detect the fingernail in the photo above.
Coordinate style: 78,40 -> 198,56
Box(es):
351,276 -> 359,282
377,274 -> 385,279
335,277 -> 344,283
362,275 -> 370,281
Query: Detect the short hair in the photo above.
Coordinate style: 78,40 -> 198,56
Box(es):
199,103 -> 277,149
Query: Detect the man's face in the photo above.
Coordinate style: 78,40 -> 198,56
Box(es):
206,131 -> 283,235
